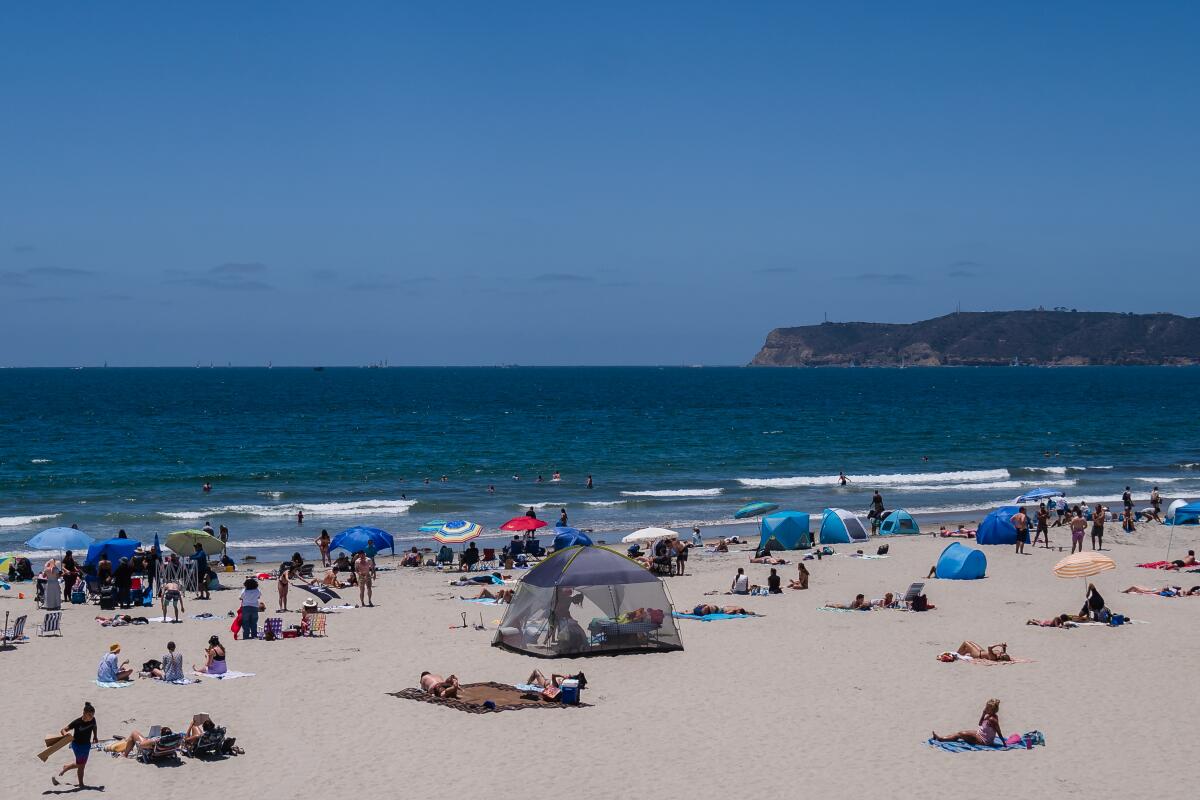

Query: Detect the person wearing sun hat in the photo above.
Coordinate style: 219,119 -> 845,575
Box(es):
97,643 -> 133,683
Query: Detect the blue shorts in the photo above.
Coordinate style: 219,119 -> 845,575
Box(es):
70,741 -> 90,764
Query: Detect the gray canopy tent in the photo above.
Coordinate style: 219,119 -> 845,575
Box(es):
492,545 -> 684,658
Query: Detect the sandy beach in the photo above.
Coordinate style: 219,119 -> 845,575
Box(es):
1,519 -> 1196,800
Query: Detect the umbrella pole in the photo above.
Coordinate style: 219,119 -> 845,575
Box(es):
1165,522 -> 1176,562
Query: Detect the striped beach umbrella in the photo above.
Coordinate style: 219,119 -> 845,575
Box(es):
433,520 -> 483,545
1052,552 -> 1116,579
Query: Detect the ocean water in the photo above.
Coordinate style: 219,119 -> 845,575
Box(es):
2,367 -> 1198,561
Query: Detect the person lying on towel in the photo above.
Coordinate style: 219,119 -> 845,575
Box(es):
420,672 -> 460,698
954,641 -> 1012,661
473,587 -> 515,603
1121,585 -> 1199,596
824,594 -> 870,610
691,603 -> 755,617
525,669 -> 588,699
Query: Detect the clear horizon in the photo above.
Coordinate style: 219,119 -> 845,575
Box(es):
3,3 -> 1198,366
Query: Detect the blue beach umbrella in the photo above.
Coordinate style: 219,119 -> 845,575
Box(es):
1014,488 -> 1066,503
84,537 -> 141,568
26,526 -> 94,552
552,527 -> 593,550
330,526 -> 395,555
734,501 -> 779,520
418,519 -> 447,533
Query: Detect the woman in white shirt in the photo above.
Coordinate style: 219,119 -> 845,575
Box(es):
731,568 -> 749,595
239,578 -> 263,640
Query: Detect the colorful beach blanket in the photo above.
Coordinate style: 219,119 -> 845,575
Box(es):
927,731 -> 1045,753
388,682 -> 587,714
672,612 -> 755,621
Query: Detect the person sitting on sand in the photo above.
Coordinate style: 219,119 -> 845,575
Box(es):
149,640 -> 185,681
400,546 -> 422,567
713,539 -> 729,553
97,643 -> 133,682
319,569 -> 346,588
825,593 -> 869,610
420,672 -> 460,698
730,567 -> 749,595
193,634 -> 227,675
1165,550 -> 1197,570
474,587 -> 515,603
956,641 -> 1012,661
788,563 -> 810,590
932,698 -> 1004,746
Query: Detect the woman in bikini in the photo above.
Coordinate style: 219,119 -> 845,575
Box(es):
956,641 -> 1012,661
193,635 -> 227,675
420,672 -> 460,698
932,698 -> 1004,745
787,562 -> 810,590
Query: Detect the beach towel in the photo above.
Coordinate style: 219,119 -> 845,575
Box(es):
193,670 -> 255,680
927,731 -> 1045,752
95,680 -> 134,688
848,554 -> 888,560
672,612 -> 755,621
388,682 -> 587,714
1136,562 -> 1171,569
817,606 -> 873,613
320,604 -> 355,613
163,678 -> 199,685
938,652 -> 1033,666
460,597 -> 503,605
295,583 -> 340,602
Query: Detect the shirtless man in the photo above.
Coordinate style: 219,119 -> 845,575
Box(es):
825,593 -> 869,610
161,580 -> 185,623
354,551 -> 374,607
420,672 -> 460,698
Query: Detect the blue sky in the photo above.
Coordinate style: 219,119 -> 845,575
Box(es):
2,2 -> 1197,365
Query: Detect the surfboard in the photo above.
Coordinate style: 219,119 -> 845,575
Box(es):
38,733 -> 72,762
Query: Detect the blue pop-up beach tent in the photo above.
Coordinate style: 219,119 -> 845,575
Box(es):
976,506 -> 1020,545
818,508 -> 870,544
758,511 -> 811,551
84,537 -> 140,568
1170,502 -> 1200,526
935,542 -> 987,579
878,509 -> 920,536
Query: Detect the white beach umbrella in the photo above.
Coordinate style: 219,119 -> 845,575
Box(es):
622,527 -> 679,544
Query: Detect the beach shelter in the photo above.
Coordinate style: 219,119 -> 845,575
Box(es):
1014,488 -> 1066,503
329,526 -> 395,554
976,506 -> 1019,545
552,527 -> 593,550
84,537 -> 140,568
818,508 -> 869,544
935,542 -> 987,580
758,512 -> 811,551
878,509 -> 920,536
1170,501 -> 1200,526
493,545 -> 683,658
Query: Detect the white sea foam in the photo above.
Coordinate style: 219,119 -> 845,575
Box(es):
620,488 -> 724,498
1134,477 -> 1184,484
156,499 -> 417,520
737,469 -> 1009,489
257,491 -> 286,498
762,430 -> 784,435
1023,466 -> 1067,474
0,513 -> 60,527
515,502 -> 560,510
886,479 -> 1076,493
582,500 -> 626,507
30,458 -> 52,464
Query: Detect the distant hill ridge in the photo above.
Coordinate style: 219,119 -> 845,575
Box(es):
750,311 -> 1200,366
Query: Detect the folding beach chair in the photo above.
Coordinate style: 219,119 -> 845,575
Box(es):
526,538 -> 545,558
36,611 -> 62,637
264,617 -> 284,640
480,548 -> 497,569
305,613 -> 327,637
3,614 -> 28,643
185,726 -> 226,758
436,546 -> 455,567
137,729 -> 184,763
903,582 -> 925,607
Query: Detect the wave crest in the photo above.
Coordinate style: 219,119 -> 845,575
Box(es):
155,499 -> 417,520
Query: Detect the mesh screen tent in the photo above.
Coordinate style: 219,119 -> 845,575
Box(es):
493,545 -> 684,658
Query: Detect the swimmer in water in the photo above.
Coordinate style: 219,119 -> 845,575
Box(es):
586,475 -> 593,489
838,471 -> 849,486
552,471 -> 561,481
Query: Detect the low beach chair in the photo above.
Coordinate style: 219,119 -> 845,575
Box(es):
3,614 -> 28,643
137,729 -> 184,763
264,617 -> 284,640
185,726 -> 226,758
36,611 -> 62,637
526,539 -> 545,558
306,612 -> 327,637
436,546 -> 455,568
902,582 -> 925,607
480,548 -> 497,569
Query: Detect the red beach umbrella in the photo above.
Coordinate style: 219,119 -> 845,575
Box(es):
500,517 -> 547,532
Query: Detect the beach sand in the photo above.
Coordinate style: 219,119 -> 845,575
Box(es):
2,522 -> 1197,799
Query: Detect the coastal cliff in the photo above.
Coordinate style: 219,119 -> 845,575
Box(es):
751,311 -> 1200,366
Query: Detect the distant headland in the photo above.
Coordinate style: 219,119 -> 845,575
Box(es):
750,311 -> 1200,367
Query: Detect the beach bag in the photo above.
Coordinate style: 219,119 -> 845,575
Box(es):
1109,614 -> 1126,626
142,659 -> 161,674
1096,607 -> 1112,624
912,594 -> 929,612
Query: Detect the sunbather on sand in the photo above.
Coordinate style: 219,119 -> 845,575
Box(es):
932,698 -> 1003,746
788,563 -> 810,590
870,592 -> 897,608
527,669 -> 588,690
1122,585 -> 1199,596
475,587 -> 515,603
825,593 -> 869,610
1026,614 -> 1078,627
420,672 -> 460,698
691,603 -> 756,616
750,554 -> 787,565
1165,550 -> 1197,570
956,641 -> 1011,661
114,726 -> 175,757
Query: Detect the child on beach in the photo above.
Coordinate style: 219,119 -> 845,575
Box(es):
51,702 -> 98,788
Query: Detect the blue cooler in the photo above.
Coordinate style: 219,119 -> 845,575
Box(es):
559,678 -> 580,704
71,590 -> 87,604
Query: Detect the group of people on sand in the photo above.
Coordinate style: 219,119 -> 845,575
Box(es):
420,669 -> 587,701
1011,502 -> 1119,555
97,634 -> 232,683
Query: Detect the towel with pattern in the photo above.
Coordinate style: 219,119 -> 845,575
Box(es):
927,731 -> 1045,752
672,612 -> 756,621
95,680 -> 135,688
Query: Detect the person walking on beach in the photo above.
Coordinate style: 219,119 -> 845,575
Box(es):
239,578 -> 263,639
1069,506 -> 1087,554
526,506 -> 538,520
1012,507 -> 1030,554
869,490 -> 885,533
1150,486 -> 1163,522
354,551 -> 374,607
52,702 -> 98,789
1033,503 -> 1050,548
1091,503 -> 1105,551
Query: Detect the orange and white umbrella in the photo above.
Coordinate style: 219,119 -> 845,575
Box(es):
1052,552 -> 1116,579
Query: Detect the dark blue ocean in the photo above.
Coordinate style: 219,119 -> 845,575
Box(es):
2,367 -> 1198,560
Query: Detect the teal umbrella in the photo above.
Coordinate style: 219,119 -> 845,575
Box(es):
419,519 -> 447,532
735,501 -> 779,519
